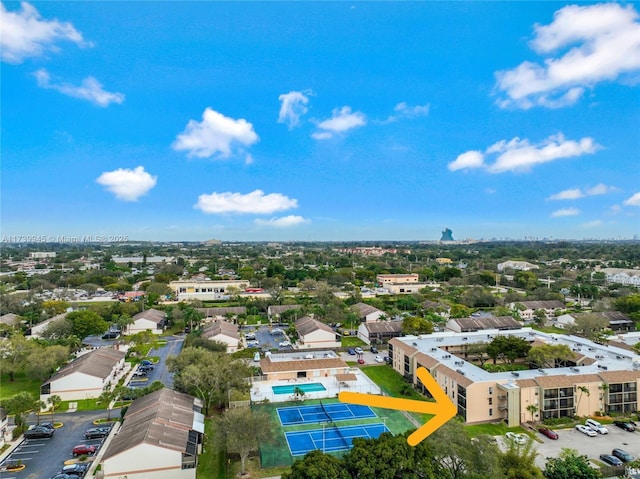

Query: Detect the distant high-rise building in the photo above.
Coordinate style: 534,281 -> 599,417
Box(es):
441,228 -> 454,241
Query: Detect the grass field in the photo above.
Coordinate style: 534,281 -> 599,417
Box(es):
341,336 -> 366,347
0,372 -> 42,400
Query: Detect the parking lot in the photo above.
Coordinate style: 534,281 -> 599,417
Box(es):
1,410 -> 113,479
497,422 -> 640,470
244,325 -> 293,351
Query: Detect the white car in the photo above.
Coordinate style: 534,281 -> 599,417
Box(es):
271,328 -> 283,335
585,418 -> 608,434
375,355 -> 384,363
575,424 -> 597,437
354,347 -> 364,354
505,432 -> 527,445
279,340 -> 291,347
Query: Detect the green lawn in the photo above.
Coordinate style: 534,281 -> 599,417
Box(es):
342,336 -> 366,347
464,422 -> 526,437
0,372 -> 42,400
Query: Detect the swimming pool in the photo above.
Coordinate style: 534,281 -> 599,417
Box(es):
272,383 -> 327,395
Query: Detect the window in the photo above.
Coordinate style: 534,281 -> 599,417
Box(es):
488,387 -> 493,395
489,408 -> 493,416
488,398 -> 493,405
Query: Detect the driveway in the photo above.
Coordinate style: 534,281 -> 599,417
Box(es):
128,335 -> 184,389
1,409 -> 117,479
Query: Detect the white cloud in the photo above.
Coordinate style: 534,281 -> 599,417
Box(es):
495,3 -> 640,109
548,183 -> 617,200
254,215 -> 310,227
96,166 -> 157,201
194,190 -> 298,214
384,102 -> 430,123
312,106 -> 366,140
448,150 -> 485,172
34,69 -> 124,107
551,207 -> 581,217
172,107 -> 259,159
623,192 -> 640,206
582,220 -> 603,228
278,90 -> 312,129
451,133 -> 599,174
1,1 -> 90,63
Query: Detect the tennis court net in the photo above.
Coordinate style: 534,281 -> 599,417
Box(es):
319,399 -> 332,421
331,422 -> 350,448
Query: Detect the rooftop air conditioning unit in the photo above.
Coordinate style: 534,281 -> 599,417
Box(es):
456,369 -> 465,375
570,367 -> 579,372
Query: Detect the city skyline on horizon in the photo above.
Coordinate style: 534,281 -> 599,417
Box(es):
2,2 -> 639,242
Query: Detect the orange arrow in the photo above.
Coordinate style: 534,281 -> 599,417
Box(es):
338,366 -> 456,446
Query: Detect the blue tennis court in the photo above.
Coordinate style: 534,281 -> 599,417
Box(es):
286,423 -> 390,455
277,402 -> 377,426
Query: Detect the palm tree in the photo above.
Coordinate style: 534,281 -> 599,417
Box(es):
598,383 -> 609,415
47,395 -> 62,426
36,400 -> 47,425
97,390 -> 116,421
526,403 -> 539,423
576,386 -> 590,416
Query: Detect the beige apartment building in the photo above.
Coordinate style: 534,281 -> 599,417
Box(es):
389,329 -> 640,427
376,273 -> 420,285
169,279 -> 249,301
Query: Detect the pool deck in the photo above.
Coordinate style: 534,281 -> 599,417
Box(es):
250,368 -> 382,403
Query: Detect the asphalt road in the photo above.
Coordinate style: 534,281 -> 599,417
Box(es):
129,335 -> 184,390
2,409 -> 117,479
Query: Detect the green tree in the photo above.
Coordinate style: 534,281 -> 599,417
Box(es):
543,448 -> 600,479
167,347 -> 251,414
47,395 -> 62,426
500,438 -> 543,479
526,404 -> 539,423
66,310 -> 109,339
402,316 -> 434,335
343,431 -> 439,479
216,407 -> 274,476
283,450 -> 350,479
97,390 -> 117,420
569,314 -> 608,341
486,336 -> 531,365
42,300 -> 71,316
1,391 -> 37,430
41,318 -> 74,341
527,344 -> 575,369
0,333 -> 33,381
514,271 -> 540,290
24,345 -> 69,381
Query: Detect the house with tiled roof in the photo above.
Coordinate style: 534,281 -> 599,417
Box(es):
351,302 -> 386,323
259,351 -> 349,381
100,388 -> 204,479
510,300 -> 566,322
127,308 -> 166,335
200,320 -> 240,353
357,321 -> 403,345
40,348 -> 126,402
294,317 -> 339,349
446,316 -> 521,333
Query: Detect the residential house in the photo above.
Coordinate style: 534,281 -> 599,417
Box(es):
259,350 -> 349,381
357,321 -> 403,345
554,311 -> 635,333
27,312 -> 68,338
351,302 -> 386,323
511,300 -> 566,322
294,316 -> 340,349
198,307 -> 246,322
127,309 -> 166,335
268,304 -> 303,322
446,316 -> 521,333
40,348 -> 126,402
100,389 -> 204,479
200,320 -> 240,353
598,268 -> 640,288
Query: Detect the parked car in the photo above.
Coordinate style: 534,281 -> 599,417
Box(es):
247,341 -> 260,348
140,359 -> 153,366
101,331 -> 119,340
245,333 -> 256,340
39,421 -> 55,431
538,427 -> 558,440
271,328 -> 283,335
575,424 -> 597,437
370,346 -> 378,353
354,347 -> 364,354
505,432 -> 527,445
585,418 -> 608,434
600,454 -> 623,467
384,356 -> 391,364
375,355 -> 384,363
612,448 -> 635,462
60,463 -> 89,478
347,348 -> 356,355
49,475 -> 72,479
84,426 -> 111,439
139,364 -> 154,372
279,340 -> 291,347
132,370 -> 147,378
357,358 -> 365,364
72,444 -> 98,456
613,420 -> 636,432
24,425 -> 54,438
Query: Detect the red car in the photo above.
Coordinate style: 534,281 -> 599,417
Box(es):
73,444 -> 98,456
357,358 -> 365,364
538,427 -> 558,440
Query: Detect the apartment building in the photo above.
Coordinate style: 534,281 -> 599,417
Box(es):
169,279 -> 249,301
389,329 -> 640,427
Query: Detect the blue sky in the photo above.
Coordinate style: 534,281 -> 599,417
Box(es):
2,1 -> 639,242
